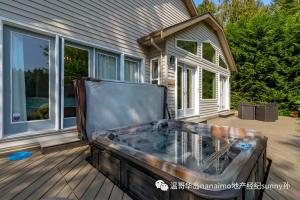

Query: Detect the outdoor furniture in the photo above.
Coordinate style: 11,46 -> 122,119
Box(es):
255,103 -> 278,122
238,102 -> 256,120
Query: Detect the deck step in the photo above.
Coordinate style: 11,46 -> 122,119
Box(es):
219,111 -> 235,118
181,115 -> 208,123
40,136 -> 83,154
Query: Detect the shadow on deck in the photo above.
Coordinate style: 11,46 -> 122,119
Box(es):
0,146 -> 132,200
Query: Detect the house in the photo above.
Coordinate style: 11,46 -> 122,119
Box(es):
0,0 -> 236,148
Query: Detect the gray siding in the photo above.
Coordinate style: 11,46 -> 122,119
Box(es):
165,22 -> 230,118
0,0 -> 191,82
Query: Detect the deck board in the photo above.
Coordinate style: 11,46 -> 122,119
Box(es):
207,116 -> 300,200
95,178 -> 115,200
0,146 -> 132,200
13,148 -> 81,200
73,167 -> 98,199
81,172 -> 106,200
0,150 -> 67,199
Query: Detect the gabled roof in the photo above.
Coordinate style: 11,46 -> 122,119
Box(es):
181,0 -> 198,17
138,13 -> 237,72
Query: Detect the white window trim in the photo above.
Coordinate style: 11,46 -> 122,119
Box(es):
0,16 -> 148,139
201,67 -> 217,101
61,40 -> 93,129
95,51 -> 119,81
218,74 -> 230,111
201,40 -> 217,65
9,31 -> 52,125
175,59 -> 198,119
124,57 -> 143,83
219,55 -> 229,70
175,38 -> 198,56
150,57 -> 160,85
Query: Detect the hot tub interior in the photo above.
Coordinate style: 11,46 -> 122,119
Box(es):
107,122 -> 242,176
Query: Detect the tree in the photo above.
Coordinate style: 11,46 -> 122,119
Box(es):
197,0 -> 300,112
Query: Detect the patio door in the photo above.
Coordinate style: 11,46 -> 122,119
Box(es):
177,63 -> 196,118
219,76 -> 227,110
3,26 -> 56,136
61,41 -> 91,128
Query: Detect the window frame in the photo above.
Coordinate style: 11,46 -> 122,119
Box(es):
175,38 -> 198,55
150,57 -> 160,85
219,55 -> 228,69
62,41 -> 92,128
0,17 -> 147,139
124,56 -> 142,83
201,41 -> 217,64
95,50 -> 120,81
9,31 -> 52,124
201,68 -> 217,100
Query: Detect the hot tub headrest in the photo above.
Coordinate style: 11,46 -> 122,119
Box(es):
74,78 -> 170,141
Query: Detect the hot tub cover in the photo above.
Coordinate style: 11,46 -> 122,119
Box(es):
74,78 -> 169,141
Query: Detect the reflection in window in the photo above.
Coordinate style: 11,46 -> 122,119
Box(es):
176,40 -> 197,55
64,45 -> 89,118
202,69 -> 216,99
151,59 -> 159,84
11,32 -> 49,122
202,42 -> 216,63
187,68 -> 193,108
125,58 -> 141,83
219,57 -> 227,69
96,52 -> 119,80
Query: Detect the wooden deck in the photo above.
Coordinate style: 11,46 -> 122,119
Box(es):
207,116 -> 300,200
0,146 -> 132,200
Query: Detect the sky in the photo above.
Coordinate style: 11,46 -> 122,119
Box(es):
193,0 -> 272,6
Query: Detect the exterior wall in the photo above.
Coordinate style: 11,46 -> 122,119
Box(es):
0,0 -> 192,139
165,23 -> 231,118
0,0 -> 191,83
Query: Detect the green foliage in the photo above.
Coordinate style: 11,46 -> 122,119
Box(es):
202,42 -> 216,63
64,45 -> 89,85
177,40 -> 197,54
198,0 -> 300,112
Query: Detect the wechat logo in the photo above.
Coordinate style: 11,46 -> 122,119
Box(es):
155,180 -> 169,191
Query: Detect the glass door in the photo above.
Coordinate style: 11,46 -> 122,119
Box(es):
62,42 -> 91,128
177,63 -> 196,118
3,26 -> 56,136
219,76 -> 227,110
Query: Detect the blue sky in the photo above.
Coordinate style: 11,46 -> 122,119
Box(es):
193,0 -> 272,6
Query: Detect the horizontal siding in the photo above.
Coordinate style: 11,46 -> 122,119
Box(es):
165,22 -> 231,118
0,0 -> 191,83
0,0 -> 190,56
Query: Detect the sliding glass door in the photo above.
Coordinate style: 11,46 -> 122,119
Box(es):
62,42 -> 91,128
3,26 -> 56,136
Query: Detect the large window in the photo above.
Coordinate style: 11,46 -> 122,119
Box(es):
96,51 -> 119,80
202,69 -> 216,99
64,44 -> 89,118
219,56 -> 227,69
202,42 -> 216,63
176,39 -> 197,55
125,57 -> 141,83
151,59 -> 159,84
11,32 -> 50,122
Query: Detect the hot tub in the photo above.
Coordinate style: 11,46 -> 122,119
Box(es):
90,120 -> 267,200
